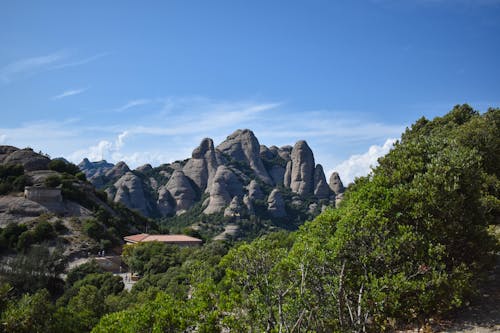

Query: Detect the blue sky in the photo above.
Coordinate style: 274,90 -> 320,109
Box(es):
1,1 -> 499,183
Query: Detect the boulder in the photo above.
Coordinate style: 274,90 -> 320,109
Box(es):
329,172 -> 345,195
165,170 -> 197,214
3,148 -> 50,171
183,138 -> 219,192
105,161 -> 130,180
267,188 -> 286,218
243,194 -> 254,214
289,140 -> 315,195
216,129 -> 273,185
247,180 -> 264,201
0,145 -> 19,163
135,164 -> 153,173
204,166 -> 243,214
313,164 -> 331,199
224,196 -> 244,217
112,172 -> 151,216
157,186 -> 175,216
260,145 -> 276,160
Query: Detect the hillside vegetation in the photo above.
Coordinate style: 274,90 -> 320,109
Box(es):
0,105 -> 498,332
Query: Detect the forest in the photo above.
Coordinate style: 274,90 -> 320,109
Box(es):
0,105 -> 498,332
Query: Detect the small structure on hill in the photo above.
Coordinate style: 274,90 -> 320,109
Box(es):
124,233 -> 202,247
24,186 -> 62,204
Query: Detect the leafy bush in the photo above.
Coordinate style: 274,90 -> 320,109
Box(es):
48,159 -> 81,175
45,174 -> 61,188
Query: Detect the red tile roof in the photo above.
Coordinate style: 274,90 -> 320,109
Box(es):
124,234 -> 202,244
124,233 -> 149,243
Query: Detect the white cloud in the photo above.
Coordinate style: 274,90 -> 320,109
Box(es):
49,52 -> 109,70
0,51 -> 67,83
0,134 -> 6,144
331,138 -> 397,185
114,99 -> 152,112
0,51 -> 108,83
51,88 -> 87,100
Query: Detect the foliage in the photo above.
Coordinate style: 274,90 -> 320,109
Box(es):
48,159 -> 81,175
44,174 -> 62,187
0,289 -> 55,333
0,164 -> 31,194
122,241 -> 181,275
0,245 -> 66,296
65,260 -> 103,287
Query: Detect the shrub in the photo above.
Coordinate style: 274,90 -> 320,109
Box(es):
45,175 -> 61,188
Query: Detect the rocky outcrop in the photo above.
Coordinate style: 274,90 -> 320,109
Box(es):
165,170 -> 197,214
3,148 -> 50,171
275,145 -> 293,161
289,141 -> 315,196
157,186 -> 175,216
204,166 -> 243,214
260,145 -> 275,160
216,129 -> 273,185
224,196 -> 244,217
243,194 -> 254,214
78,158 -> 114,180
329,172 -> 345,195
135,164 -> 153,173
112,172 -> 151,216
267,189 -> 286,218
284,160 -> 292,188
313,164 -> 331,199
183,138 -> 219,192
247,180 -> 264,201
105,161 -> 130,180
0,146 -> 19,163
269,165 -> 286,186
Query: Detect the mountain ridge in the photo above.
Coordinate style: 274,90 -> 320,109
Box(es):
78,129 -> 345,224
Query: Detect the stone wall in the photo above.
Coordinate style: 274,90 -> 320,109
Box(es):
24,186 -> 62,204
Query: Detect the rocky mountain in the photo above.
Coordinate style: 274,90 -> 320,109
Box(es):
78,129 -> 345,228
0,146 -> 150,258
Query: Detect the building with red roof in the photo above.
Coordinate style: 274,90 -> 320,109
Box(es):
124,233 -> 202,247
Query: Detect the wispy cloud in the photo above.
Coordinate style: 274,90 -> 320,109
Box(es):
114,99 -> 153,112
0,51 -> 108,83
0,96 -> 407,183
50,52 -> 109,70
0,51 -> 67,83
51,88 -> 87,100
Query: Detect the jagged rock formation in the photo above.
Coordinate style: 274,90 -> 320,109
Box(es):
105,161 -> 130,180
135,164 -> 153,173
267,189 -> 286,218
78,158 -> 114,179
329,172 -> 345,195
216,129 -> 273,185
164,170 -> 197,215
108,172 -> 152,216
204,166 -> 243,214
289,140 -> 315,195
182,138 -> 219,192
77,129 -> 345,222
157,186 -> 175,216
313,164 -> 331,199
